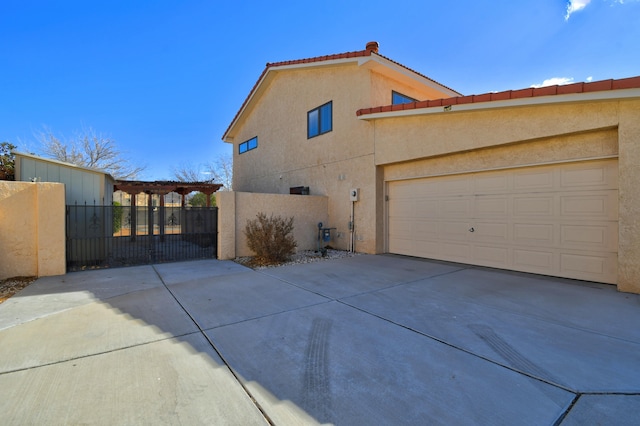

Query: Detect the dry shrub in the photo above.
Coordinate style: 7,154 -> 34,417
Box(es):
244,213 -> 297,265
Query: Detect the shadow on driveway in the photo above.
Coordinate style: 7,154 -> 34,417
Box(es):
1,255 -> 639,424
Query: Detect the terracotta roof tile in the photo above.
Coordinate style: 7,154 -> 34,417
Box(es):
532,85 -> 557,97
491,90 -> 512,101
613,76 -> 640,90
557,82 -> 584,95
473,93 -> 492,103
356,76 -> 640,117
511,88 -> 534,99
584,79 -> 612,92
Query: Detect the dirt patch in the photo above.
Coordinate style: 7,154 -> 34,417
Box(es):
0,276 -> 37,304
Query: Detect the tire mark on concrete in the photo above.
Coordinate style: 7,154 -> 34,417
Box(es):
302,318 -> 333,422
469,324 -> 567,400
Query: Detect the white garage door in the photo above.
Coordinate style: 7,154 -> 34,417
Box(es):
387,159 -> 618,284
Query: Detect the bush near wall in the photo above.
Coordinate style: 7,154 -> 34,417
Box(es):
244,213 -> 297,265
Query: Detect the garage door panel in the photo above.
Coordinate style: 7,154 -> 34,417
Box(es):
389,182 -> 416,199
387,158 -> 618,284
475,196 -> 509,217
473,222 -> 509,243
439,242 -> 471,262
413,220 -> 439,240
388,237 -> 414,255
513,196 -> 555,217
513,169 -> 555,191
413,240 -> 448,259
560,192 -> 618,220
415,199 -> 439,217
559,252 -> 617,283
513,223 -> 555,246
472,245 -> 509,268
388,219 -> 413,239
513,248 -> 556,273
435,177 -> 473,195
441,199 -> 472,217
475,174 -> 509,193
439,221 -> 470,241
560,161 -> 618,189
388,199 -> 414,218
560,223 -> 618,251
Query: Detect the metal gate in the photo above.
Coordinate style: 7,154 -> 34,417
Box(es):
66,204 -> 218,271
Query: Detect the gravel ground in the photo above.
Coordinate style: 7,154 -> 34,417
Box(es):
0,276 -> 37,304
234,249 -> 360,270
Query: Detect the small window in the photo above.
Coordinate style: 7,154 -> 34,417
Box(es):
308,101 -> 332,139
392,91 -> 417,105
239,136 -> 258,154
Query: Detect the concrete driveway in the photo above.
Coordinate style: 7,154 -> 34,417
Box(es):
1,254 -> 639,425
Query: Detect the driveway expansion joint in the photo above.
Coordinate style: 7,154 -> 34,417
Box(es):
151,265 -> 275,425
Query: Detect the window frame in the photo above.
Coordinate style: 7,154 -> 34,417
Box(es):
392,91 -> 417,105
239,136 -> 258,154
307,101 -> 333,139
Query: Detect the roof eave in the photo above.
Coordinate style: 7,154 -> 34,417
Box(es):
362,54 -> 462,98
357,87 -> 640,120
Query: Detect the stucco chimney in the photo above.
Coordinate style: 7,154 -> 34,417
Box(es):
366,41 -> 379,54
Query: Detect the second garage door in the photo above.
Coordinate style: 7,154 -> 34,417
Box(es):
387,159 -> 618,284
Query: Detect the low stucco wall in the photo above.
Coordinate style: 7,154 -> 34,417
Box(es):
216,191 -> 328,259
0,181 -> 66,279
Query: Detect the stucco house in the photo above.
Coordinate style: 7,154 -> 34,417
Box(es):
223,41 -> 640,293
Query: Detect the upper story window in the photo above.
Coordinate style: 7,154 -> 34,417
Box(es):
239,136 -> 258,154
308,101 -> 332,139
392,91 -> 417,105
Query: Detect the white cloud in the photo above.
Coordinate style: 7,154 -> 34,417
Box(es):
531,77 -> 575,88
565,0 -> 639,20
565,0 -> 592,20
586,76 -> 593,82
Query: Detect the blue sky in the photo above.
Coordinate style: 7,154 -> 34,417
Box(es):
2,0 -> 638,181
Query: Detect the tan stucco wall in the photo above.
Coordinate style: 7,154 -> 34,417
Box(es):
383,127 -> 618,181
216,191 -> 328,259
374,101 -> 621,166
228,63 -> 415,254
617,99 -> 640,293
0,181 -> 66,279
373,98 -> 640,293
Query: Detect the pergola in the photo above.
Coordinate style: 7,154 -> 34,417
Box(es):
114,180 -> 223,207
114,180 -> 223,240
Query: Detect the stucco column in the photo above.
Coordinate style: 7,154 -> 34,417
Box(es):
216,191 -> 236,260
36,183 -> 66,276
617,99 -> 640,293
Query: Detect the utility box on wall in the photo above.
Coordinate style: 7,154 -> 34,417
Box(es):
350,188 -> 359,202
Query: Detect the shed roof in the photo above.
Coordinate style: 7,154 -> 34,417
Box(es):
14,151 -> 115,181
